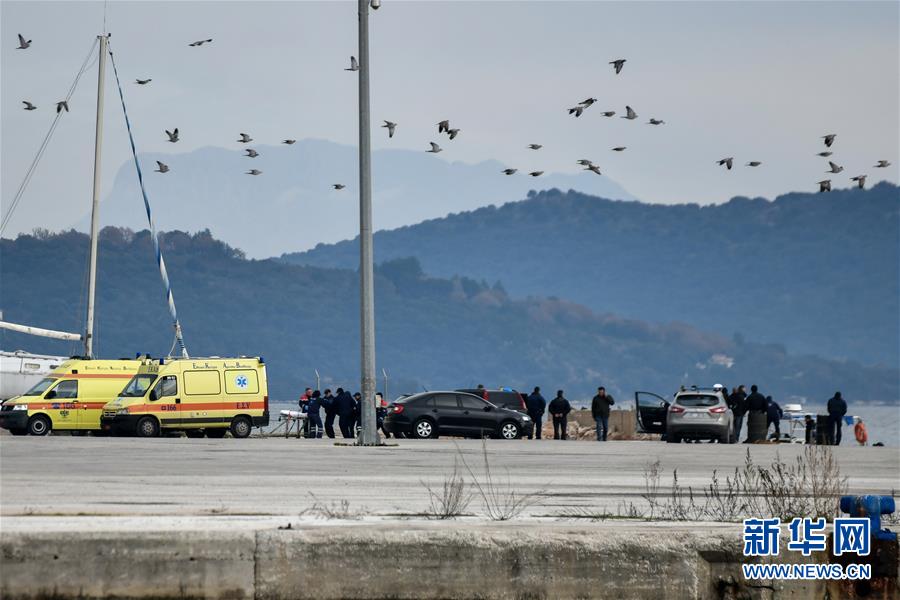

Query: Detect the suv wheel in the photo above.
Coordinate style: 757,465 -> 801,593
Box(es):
27,415 -> 51,436
413,418 -> 435,439
499,422 -> 520,440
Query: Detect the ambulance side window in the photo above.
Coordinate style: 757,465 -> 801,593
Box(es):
48,380 -> 78,399
151,376 -> 178,400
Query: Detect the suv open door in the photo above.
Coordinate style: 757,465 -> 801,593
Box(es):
634,391 -> 669,434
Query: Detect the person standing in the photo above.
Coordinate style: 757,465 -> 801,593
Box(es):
299,387 -> 313,437
826,391 -> 847,445
335,388 -> 356,438
745,385 -> 768,442
375,392 -> 390,438
548,390 -> 571,440
322,389 -> 337,438
765,396 -> 783,440
728,386 -> 747,442
352,392 -> 362,436
306,390 -> 323,438
591,387 -> 614,441
525,386 -> 546,440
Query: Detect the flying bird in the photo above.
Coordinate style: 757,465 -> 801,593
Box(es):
382,120 -> 397,138
22,101 -> 36,111
622,106 -> 638,120
850,175 -> 867,189
246,169 -> 262,176
447,128 -> 460,140
165,128 -> 179,143
874,160 -> 891,168
818,180 -> 831,193
576,159 -> 593,166
579,98 -> 597,107
17,34 -> 31,50
56,101 -> 69,113
612,146 -> 627,152
427,142 -> 442,153
282,139 -> 296,145
746,161 -> 762,167
585,165 -> 602,175
600,111 -> 616,117
568,105 -> 585,117
155,161 -> 169,173
135,79 -> 152,85
333,184 -> 346,190
437,120 -> 450,133
244,149 -> 259,158
189,39 -> 213,47
647,118 -> 665,125
822,134 -> 836,147
826,161 -> 844,174
817,152 -> 833,158
345,56 -> 359,71
609,59 -> 626,74
528,171 -> 544,177
237,133 -> 252,143
502,168 -> 517,175
527,144 -> 542,150
717,157 -> 734,170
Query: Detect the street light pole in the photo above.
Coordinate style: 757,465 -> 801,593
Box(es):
357,0 -> 379,445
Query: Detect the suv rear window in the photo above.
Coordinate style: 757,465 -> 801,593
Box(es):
675,394 -> 719,407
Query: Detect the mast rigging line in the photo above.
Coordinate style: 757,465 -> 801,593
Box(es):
107,42 -> 188,359
0,37 -> 100,236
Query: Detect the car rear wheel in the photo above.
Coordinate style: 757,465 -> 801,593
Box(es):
27,414 -> 51,436
230,416 -> 252,439
135,416 -> 160,438
206,428 -> 227,439
413,418 -> 435,439
499,421 -> 521,440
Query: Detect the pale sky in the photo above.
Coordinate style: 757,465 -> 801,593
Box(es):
2,0 -> 898,240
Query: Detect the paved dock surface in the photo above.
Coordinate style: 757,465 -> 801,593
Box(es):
2,437 -> 896,527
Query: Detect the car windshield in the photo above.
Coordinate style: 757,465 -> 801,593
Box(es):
22,377 -> 56,396
120,374 -> 157,397
676,394 -> 720,407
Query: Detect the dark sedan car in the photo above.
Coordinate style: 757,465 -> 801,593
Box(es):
383,391 -> 532,439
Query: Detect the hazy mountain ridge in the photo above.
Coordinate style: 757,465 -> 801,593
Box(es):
283,182 -> 900,366
93,138 -> 635,258
2,228 -> 896,404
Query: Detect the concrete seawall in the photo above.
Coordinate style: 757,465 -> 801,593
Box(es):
1,522 -> 839,599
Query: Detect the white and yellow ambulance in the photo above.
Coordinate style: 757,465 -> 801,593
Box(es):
0,359 -> 141,435
101,357 -> 269,438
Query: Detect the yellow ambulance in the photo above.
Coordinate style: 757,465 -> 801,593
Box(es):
0,359 -> 141,435
101,357 -> 269,438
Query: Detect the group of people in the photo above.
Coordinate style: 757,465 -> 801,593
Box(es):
298,387 -> 389,439
723,384 -> 849,445
522,386 -> 615,441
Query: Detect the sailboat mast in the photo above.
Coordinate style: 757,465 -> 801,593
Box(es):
84,34 -> 108,358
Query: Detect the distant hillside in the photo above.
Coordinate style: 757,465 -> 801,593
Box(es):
2,228 -> 896,404
93,138 -> 634,258
283,182 -> 900,367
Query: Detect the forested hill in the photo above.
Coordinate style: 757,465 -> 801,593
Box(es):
282,182 -> 900,367
2,228 -> 896,404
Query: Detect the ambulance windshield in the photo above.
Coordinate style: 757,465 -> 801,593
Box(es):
121,374 -> 157,397
23,378 -> 55,396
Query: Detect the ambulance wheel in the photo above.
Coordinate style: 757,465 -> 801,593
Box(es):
184,430 -> 205,439
205,429 -> 227,439
230,416 -> 252,439
135,416 -> 160,438
27,415 -> 51,436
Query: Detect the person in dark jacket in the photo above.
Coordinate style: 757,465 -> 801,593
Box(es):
548,390 -> 571,440
826,391 -> 848,445
352,392 -> 362,436
766,396 -> 783,440
299,387 -> 313,437
728,386 -> 747,442
376,392 -> 390,438
525,386 -> 546,440
334,388 -> 356,438
591,386 -> 615,441
306,390 -> 324,438
745,385 -> 768,442
322,389 -> 336,438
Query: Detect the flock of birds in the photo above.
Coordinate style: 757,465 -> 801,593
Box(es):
14,32 -> 895,194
